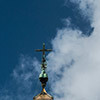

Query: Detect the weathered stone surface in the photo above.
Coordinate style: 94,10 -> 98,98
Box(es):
33,88 -> 53,100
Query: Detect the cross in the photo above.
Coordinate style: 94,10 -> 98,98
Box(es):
35,43 -> 52,55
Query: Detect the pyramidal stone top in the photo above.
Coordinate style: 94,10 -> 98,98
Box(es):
33,43 -> 53,100
33,88 -> 53,100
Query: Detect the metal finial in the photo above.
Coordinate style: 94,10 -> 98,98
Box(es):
35,43 -> 52,88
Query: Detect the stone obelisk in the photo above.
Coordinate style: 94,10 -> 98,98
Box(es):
33,43 -> 53,100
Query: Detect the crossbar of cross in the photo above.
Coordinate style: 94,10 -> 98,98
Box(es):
35,43 -> 52,55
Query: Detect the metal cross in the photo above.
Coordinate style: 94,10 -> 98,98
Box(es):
35,43 -> 52,55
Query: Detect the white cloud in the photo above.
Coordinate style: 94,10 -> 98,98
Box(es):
0,55 -> 40,100
47,0 -> 100,100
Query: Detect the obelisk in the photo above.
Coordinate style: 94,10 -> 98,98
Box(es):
33,43 -> 53,100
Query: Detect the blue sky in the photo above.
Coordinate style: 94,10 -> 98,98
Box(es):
0,0 -> 94,100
